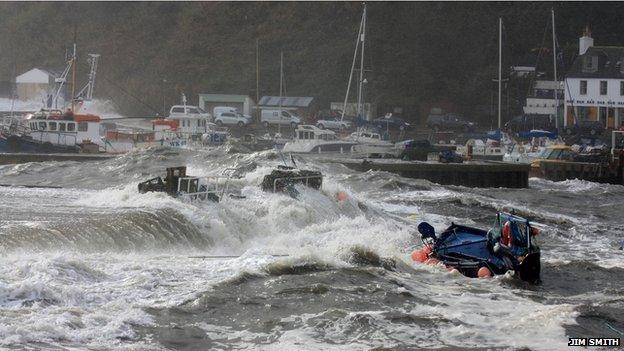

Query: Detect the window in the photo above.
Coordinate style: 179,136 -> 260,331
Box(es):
30,122 -> 36,130
39,122 -> 46,130
281,111 -> 291,117
580,80 -> 587,95
67,123 -> 75,132
78,122 -> 88,131
197,120 -> 200,127
59,123 -> 66,131
600,81 -> 608,95
620,81 -> 624,96
582,56 -> 598,72
48,122 -> 57,131
188,108 -> 199,114
172,107 -> 184,113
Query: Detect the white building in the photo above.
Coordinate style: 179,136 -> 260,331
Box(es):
15,68 -> 58,101
564,29 -> 624,129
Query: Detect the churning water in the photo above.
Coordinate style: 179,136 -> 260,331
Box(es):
0,147 -> 622,350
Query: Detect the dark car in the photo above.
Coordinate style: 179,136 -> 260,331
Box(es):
505,114 -> 555,133
372,114 -> 411,131
398,139 -> 456,161
564,119 -> 604,136
426,113 -> 476,132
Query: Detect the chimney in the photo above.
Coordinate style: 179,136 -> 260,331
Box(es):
579,25 -> 594,55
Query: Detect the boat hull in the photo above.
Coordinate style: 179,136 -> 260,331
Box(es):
0,132 -> 79,154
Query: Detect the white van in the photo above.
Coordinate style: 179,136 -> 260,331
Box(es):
260,109 -> 301,128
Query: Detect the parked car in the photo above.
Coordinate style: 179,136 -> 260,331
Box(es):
214,111 -> 251,127
168,105 -> 212,121
505,114 -> 555,133
260,109 -> 301,128
372,114 -> 411,131
316,118 -> 351,130
564,119 -> 604,136
426,113 -> 476,132
398,139 -> 456,161
214,106 -> 252,118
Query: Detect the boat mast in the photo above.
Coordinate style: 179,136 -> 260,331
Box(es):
340,7 -> 364,121
256,38 -> 259,106
498,17 -> 502,130
71,41 -> 76,112
356,4 -> 367,120
279,51 -> 283,135
551,8 -> 558,130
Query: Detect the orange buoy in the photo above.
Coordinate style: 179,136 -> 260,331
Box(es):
411,249 -> 428,263
447,267 -> 459,274
336,191 -> 348,202
477,266 -> 492,278
425,258 -> 439,265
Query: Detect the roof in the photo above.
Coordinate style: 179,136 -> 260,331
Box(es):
15,68 -> 59,84
567,46 -> 624,79
198,94 -> 251,103
259,96 -> 314,108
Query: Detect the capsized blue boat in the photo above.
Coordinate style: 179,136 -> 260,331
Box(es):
415,212 -> 541,283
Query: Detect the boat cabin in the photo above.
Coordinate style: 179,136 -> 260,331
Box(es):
166,105 -> 212,136
26,111 -> 101,147
294,125 -> 337,141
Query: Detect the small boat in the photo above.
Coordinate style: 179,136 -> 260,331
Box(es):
412,212 -> 541,283
261,165 -> 322,194
138,166 -> 240,202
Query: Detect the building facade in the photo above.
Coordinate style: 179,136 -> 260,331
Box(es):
564,30 -> 624,129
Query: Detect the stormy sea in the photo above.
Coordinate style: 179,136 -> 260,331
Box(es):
0,147 -> 622,350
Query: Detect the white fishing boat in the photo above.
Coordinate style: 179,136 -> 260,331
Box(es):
282,125 -> 357,153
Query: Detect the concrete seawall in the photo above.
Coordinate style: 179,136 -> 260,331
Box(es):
337,159 -> 530,188
0,153 -> 115,165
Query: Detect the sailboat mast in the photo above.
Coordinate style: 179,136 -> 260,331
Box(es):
340,10 -> 364,121
551,8 -> 559,130
356,4 -> 367,119
256,38 -> 260,105
498,17 -> 502,130
279,51 -> 283,135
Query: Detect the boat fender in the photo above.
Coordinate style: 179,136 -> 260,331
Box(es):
411,249 -> 428,263
478,266 -> 492,278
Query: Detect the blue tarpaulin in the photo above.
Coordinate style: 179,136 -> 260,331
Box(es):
517,130 -> 558,139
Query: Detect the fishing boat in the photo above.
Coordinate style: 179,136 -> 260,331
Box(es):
412,212 -> 541,283
0,107 -> 103,154
0,48 -> 106,153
